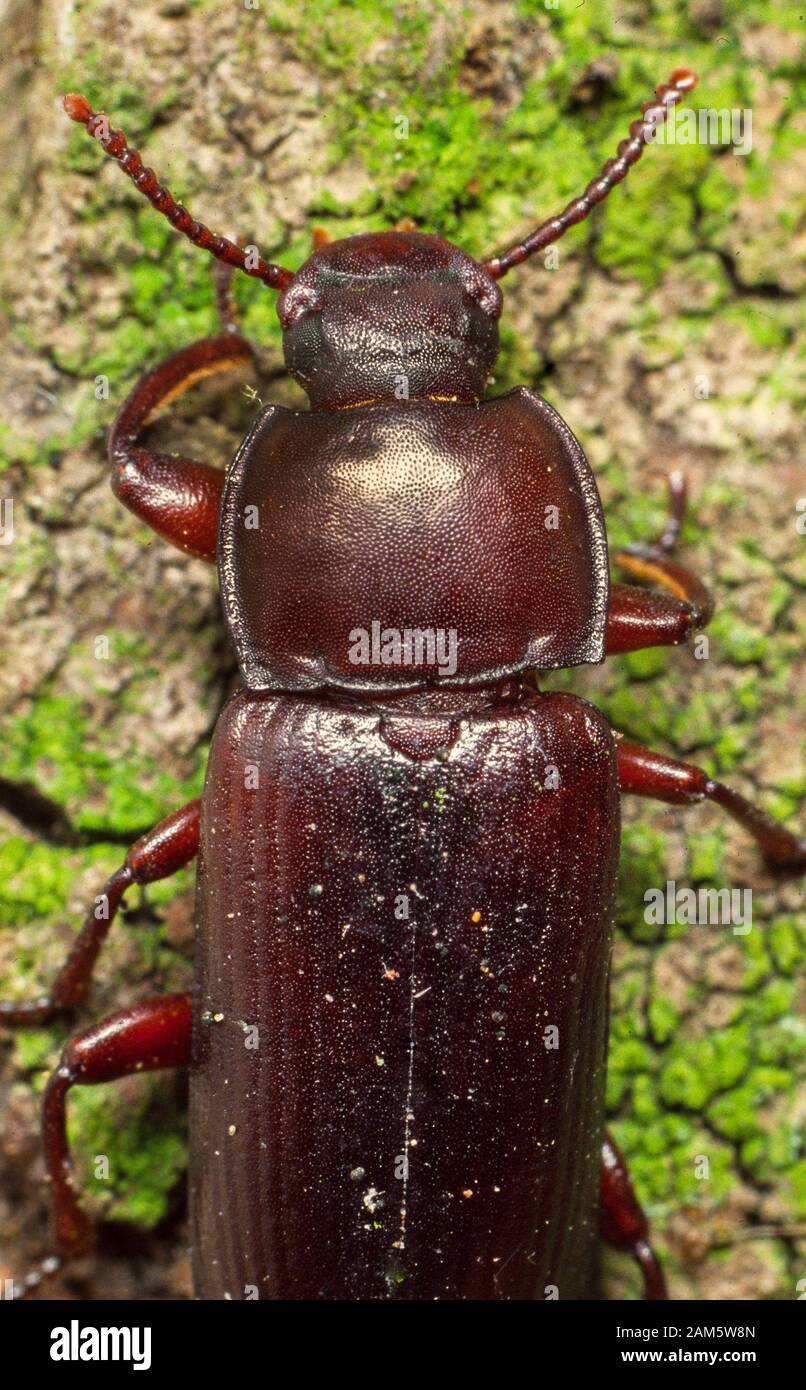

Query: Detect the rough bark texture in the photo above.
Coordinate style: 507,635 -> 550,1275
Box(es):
0,0 -> 803,1300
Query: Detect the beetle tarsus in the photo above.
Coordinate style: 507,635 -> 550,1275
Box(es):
600,1131 -> 667,1299
653,470 -> 688,556
0,803 -> 200,1026
213,259 -> 241,336
618,743 -> 806,873
34,995 -> 192,1284
634,1239 -> 668,1301
0,865 -> 132,1026
708,781 -> 806,873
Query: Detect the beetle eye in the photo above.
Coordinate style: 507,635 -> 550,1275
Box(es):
278,285 -> 320,329
460,269 -> 503,320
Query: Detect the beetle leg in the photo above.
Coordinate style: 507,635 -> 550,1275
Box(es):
0,801 -> 200,1026
110,327 -> 256,561
641,468 -> 688,557
213,260 -> 242,336
606,583 -> 700,654
617,741 -> 806,871
606,549 -> 713,651
600,1130 -> 666,1300
607,473 -> 714,652
610,552 -> 713,630
16,993 -> 191,1298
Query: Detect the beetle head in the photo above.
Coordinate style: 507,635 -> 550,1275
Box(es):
277,231 -> 503,409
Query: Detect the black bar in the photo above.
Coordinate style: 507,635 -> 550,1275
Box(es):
1,1296 -> 796,1377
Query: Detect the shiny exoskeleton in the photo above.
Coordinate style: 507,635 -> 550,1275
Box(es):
4,70 -> 805,1302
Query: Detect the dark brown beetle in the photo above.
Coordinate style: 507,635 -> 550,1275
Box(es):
4,70 -> 804,1301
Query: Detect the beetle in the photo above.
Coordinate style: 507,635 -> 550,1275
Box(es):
3,67 -> 804,1302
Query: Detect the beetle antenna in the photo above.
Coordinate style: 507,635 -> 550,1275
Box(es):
482,68 -> 698,280
63,93 -> 295,291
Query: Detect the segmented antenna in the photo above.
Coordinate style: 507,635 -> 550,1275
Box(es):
482,69 -> 698,280
63,93 -> 294,291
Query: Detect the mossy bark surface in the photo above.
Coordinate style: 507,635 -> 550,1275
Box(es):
1,0 -> 803,1300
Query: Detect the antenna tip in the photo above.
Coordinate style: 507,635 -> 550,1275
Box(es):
63,92 -> 93,123
669,68 -> 698,94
